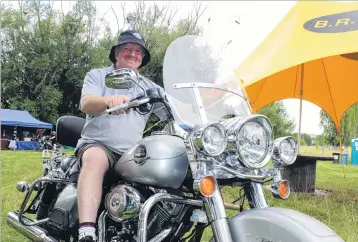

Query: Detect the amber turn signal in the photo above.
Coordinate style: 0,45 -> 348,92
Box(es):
271,180 -> 290,199
199,176 -> 216,197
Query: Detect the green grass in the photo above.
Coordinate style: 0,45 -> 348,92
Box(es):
2,148 -> 358,241
2,151 -> 43,242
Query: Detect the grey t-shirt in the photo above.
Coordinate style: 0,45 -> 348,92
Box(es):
76,65 -> 169,154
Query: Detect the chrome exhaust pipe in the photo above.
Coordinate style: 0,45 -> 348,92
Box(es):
6,211 -> 58,242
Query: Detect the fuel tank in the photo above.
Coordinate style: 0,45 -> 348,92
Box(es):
114,134 -> 189,189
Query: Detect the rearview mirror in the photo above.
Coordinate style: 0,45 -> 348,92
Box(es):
105,68 -> 137,89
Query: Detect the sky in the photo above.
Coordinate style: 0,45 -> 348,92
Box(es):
6,1 -> 323,135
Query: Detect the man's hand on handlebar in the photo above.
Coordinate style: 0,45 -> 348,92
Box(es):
105,95 -> 131,115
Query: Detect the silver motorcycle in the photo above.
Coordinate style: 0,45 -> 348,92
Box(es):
7,35 -> 344,242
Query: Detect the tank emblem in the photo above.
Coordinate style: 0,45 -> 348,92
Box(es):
133,145 -> 149,165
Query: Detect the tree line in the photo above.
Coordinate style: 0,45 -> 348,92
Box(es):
2,0 -> 356,144
1,0 -> 205,124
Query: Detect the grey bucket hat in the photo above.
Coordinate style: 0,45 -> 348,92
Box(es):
109,30 -> 150,68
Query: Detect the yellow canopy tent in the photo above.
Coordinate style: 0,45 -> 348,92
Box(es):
235,1 -> 358,157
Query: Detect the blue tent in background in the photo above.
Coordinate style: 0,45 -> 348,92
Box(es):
1,109 -> 52,129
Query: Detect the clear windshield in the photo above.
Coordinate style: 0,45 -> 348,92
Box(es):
163,35 -> 251,126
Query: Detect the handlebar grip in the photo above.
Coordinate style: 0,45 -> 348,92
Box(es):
105,97 -> 151,115
106,103 -> 131,114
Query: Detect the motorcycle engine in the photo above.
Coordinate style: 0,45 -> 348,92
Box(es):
105,185 -> 143,221
104,185 -> 186,241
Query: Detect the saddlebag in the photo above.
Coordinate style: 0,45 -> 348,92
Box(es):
47,184 -> 79,237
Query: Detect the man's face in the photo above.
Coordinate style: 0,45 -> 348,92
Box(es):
115,43 -> 144,70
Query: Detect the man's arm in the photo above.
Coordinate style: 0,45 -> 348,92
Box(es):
80,70 -> 129,116
80,95 -> 108,116
81,95 -> 131,116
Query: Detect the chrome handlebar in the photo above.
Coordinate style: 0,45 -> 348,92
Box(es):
105,97 -> 151,114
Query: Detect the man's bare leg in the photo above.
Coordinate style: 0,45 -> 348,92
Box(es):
77,147 -> 109,240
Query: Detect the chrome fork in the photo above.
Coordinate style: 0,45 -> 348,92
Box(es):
200,178 -> 233,242
244,182 -> 268,209
202,180 -> 268,241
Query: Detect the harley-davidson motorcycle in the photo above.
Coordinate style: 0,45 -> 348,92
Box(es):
7,35 -> 344,242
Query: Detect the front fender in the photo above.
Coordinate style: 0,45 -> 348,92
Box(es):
225,207 -> 344,242
211,207 -> 344,242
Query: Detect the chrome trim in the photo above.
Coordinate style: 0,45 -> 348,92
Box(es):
203,178 -> 233,242
105,68 -> 138,90
211,218 -> 233,242
172,82 -> 248,101
98,211 -> 108,242
223,115 -> 274,169
271,166 -> 291,199
271,180 -> 290,199
137,193 -> 203,242
16,181 -> 30,193
213,164 -> 273,180
106,97 -> 151,114
18,177 -> 70,226
7,211 -> 58,242
245,182 -> 268,209
203,189 -> 226,222
148,228 -> 172,242
272,136 -> 298,166
192,123 -> 227,157
105,185 -> 143,222
192,84 -> 208,124
183,138 -> 198,177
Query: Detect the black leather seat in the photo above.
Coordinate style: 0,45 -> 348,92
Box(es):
56,116 -> 86,182
56,116 -> 86,148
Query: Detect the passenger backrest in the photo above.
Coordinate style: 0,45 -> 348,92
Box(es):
56,116 -> 86,148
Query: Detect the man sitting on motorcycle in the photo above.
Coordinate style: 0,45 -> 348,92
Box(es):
75,29 -> 166,242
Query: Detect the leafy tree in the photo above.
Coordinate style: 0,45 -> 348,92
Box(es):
292,133 -> 313,146
319,103 -> 358,147
125,1 -> 207,87
1,1 -> 105,123
1,0 -> 206,129
314,135 -> 325,148
256,101 -> 295,138
319,110 -> 339,146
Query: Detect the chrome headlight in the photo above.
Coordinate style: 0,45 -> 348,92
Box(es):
235,115 -> 273,168
273,136 -> 298,165
193,123 -> 227,156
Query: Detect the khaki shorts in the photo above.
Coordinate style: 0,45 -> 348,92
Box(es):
75,142 -> 122,169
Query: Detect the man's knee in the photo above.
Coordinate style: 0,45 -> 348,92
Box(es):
81,147 -> 110,173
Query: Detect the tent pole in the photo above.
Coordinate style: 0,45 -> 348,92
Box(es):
340,138 -> 346,178
298,64 -> 304,154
